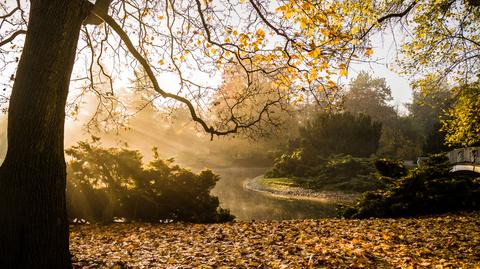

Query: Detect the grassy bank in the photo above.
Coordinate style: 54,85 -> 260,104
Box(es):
247,176 -> 359,203
256,177 -> 298,190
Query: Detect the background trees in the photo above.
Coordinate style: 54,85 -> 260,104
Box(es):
300,112 -> 382,158
343,72 -> 421,159
407,81 -> 454,154
343,71 -> 395,123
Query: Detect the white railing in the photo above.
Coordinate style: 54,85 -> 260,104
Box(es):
447,147 -> 480,164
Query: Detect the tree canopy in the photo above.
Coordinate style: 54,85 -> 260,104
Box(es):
343,71 -> 395,122
1,1 -> 479,138
443,83 -> 480,147
398,1 -> 480,84
0,0 -> 426,137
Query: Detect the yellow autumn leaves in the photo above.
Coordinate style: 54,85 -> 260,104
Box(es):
256,1 -> 374,84
153,0 -> 377,97
70,213 -> 480,268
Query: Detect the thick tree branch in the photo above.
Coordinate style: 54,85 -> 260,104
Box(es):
359,1 -> 417,40
98,11 -> 274,139
377,1 -> 418,23
0,6 -> 19,20
83,0 -> 112,25
0,30 -> 26,48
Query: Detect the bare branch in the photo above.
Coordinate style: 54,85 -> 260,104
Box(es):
377,1 -> 418,24
0,6 -> 19,20
99,11 -> 277,139
0,29 -> 26,48
359,1 -> 417,40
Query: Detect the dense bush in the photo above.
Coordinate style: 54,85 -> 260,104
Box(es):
266,151 -> 381,193
265,112 -> 384,193
339,154 -> 480,218
374,158 -> 407,178
66,138 -> 234,224
265,150 -> 313,178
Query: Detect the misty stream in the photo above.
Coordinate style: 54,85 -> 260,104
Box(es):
210,167 -> 337,220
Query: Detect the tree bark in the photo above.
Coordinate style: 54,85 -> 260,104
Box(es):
0,1 -> 90,268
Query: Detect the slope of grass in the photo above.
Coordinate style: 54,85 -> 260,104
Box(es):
257,177 -> 298,190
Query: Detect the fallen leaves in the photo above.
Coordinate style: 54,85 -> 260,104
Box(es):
70,212 -> 480,268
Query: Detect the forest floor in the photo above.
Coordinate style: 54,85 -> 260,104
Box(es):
70,212 -> 480,268
245,176 -> 358,203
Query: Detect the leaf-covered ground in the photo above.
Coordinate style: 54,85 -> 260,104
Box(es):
71,213 -> 480,268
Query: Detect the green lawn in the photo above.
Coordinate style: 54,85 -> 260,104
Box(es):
257,177 -> 298,190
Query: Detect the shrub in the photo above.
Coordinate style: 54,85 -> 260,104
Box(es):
265,150 -> 313,178
306,155 -> 380,192
339,154 -> 480,218
265,112 -> 384,193
374,158 -> 407,178
266,152 -> 381,193
66,139 -> 235,224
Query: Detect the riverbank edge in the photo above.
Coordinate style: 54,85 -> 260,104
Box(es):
244,175 -> 359,204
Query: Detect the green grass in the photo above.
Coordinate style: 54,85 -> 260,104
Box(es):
257,177 -> 298,190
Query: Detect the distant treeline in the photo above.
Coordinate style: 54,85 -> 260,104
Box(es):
264,71 -> 480,218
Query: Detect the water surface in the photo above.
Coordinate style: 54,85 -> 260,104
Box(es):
211,167 -> 338,220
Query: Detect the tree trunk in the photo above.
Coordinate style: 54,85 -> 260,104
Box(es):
0,1 -> 90,268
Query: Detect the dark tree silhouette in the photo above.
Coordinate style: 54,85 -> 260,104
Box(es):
0,2 -> 90,268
